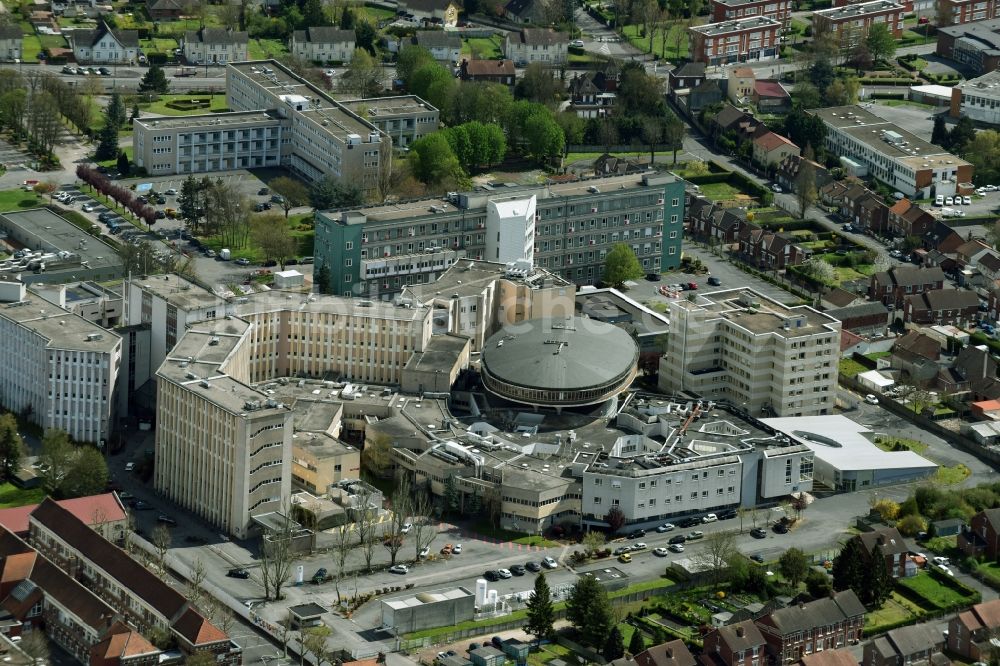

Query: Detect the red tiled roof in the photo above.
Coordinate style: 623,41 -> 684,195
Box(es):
889,198 -> 911,215
0,506 -> 34,536
754,131 -> 797,152
94,621 -> 160,660
0,492 -> 125,536
172,607 -> 228,646
464,59 -> 514,76
754,80 -> 787,98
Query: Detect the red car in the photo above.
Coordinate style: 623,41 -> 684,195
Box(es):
687,282 -> 698,290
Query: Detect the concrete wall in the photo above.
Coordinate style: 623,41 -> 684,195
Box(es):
381,591 -> 476,634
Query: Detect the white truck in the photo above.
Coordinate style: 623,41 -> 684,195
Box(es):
220,248 -> 231,260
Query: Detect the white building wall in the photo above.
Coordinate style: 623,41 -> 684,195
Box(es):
486,196 -> 536,265
961,93 -> 1000,126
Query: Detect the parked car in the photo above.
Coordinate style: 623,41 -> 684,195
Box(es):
627,529 -> 646,539
707,276 -> 721,286
82,203 -> 97,213
569,39 -> 585,47
389,564 -> 409,574
750,554 -> 765,563
946,196 -> 954,205
656,523 -> 675,533
668,543 -> 684,553
653,547 -> 669,557
613,546 -> 631,555
271,194 -> 285,204
235,258 -> 251,266
164,188 -> 177,195
419,546 -> 430,558
510,564 -> 526,575
618,552 -> 632,563
525,561 -> 542,572
258,187 -> 270,195
751,527 -> 767,539
668,534 -> 687,545
440,544 -> 453,555
934,195 -> 944,206
498,568 -> 512,578
865,394 -> 879,405
542,556 -> 558,569
452,544 -> 462,554
227,568 -> 250,579
98,67 -> 111,76
702,513 -> 718,523
400,521 -> 412,534
646,272 -> 661,281
963,196 -> 972,205
484,570 -> 500,581
311,567 -> 328,583
773,522 -> 789,534
687,531 -> 704,540
125,462 -> 135,471
771,184 -> 782,193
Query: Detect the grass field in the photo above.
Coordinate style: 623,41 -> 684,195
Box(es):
140,37 -> 180,56
699,182 -> 743,201
935,464 -> 971,485
0,189 -> 43,210
248,38 -> 288,60
838,357 -> 867,377
865,594 -> 917,631
527,643 -> 584,666
462,35 -> 503,59
873,436 -> 928,454
0,482 -> 45,509
620,22 -> 688,60
198,211 -> 314,261
137,94 -> 229,116
21,35 -> 42,63
897,572 -> 977,609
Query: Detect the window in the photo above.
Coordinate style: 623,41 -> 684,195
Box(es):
346,241 -> 353,250
612,498 -> 620,505
593,477 -> 603,486
593,497 -> 602,505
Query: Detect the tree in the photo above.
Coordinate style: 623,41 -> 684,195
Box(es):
603,506 -> 627,534
95,115 -> 120,161
832,536 -> 893,606
802,257 -> 836,284
340,48 -> 383,97
302,0 -> 328,27
330,525 -> 353,602
582,530 -> 606,556
117,151 -> 130,177
663,112 -> 685,165
106,91 -> 126,128
38,429 -> 73,494
178,175 -> 201,229
778,547 -> 810,587
948,116 -> 976,153
796,158 -> 817,219
628,626 -> 645,656
410,133 -> 465,187
525,572 -> 555,644
0,414 -> 23,480
129,101 -> 141,123
60,446 -> 108,498
785,110 -> 827,158
204,180 -> 252,249
308,175 -> 363,210
515,62 -> 560,105
792,81 -> 823,112
604,244 -> 644,288
444,121 -> 507,171
397,45 -> 436,86
361,433 -> 392,477
566,575 -> 615,647
698,531 -> 739,586
603,626 -> 625,661
865,23 -> 897,63
268,176 -> 309,218
250,214 -> 298,268
383,476 -> 412,565
931,115 -> 949,148
32,181 -> 57,201
520,109 -> 565,165
256,511 -> 296,600
805,568 -> 833,599
411,487 -> 436,561
897,513 -> 928,537
808,58 -> 836,93
18,629 -> 49,666
871,498 -> 901,521
187,558 -> 208,610
138,65 -> 169,94
152,523 -> 171,578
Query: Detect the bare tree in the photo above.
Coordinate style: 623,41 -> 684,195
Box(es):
255,511 -> 296,600
278,612 -> 296,658
353,483 -> 380,572
411,486 -> 437,560
188,558 -> 208,610
384,476 -> 412,566
207,596 -> 236,636
303,626 -> 333,666
151,524 -> 171,579
204,180 -> 252,248
331,524 -> 353,602
18,630 -> 49,666
696,531 -> 738,586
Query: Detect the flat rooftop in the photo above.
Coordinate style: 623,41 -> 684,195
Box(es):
0,291 -> 121,352
292,430 -> 357,460
404,259 -> 572,302
813,0 -> 903,17
762,415 -> 938,473
676,288 -> 840,337
232,290 -> 430,322
956,68 -> 1000,94
938,18 -> 1000,54
290,397 -> 343,433
690,16 -> 781,35
383,587 -> 473,610
403,334 -> 469,374
228,60 -> 379,140
133,109 -> 283,131
325,172 -> 675,225
340,95 -> 438,118
0,208 -> 123,277
130,274 -> 224,311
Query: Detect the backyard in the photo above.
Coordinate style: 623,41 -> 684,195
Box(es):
462,36 -> 503,60
620,22 -> 688,60
0,482 -> 45,509
248,38 -> 289,60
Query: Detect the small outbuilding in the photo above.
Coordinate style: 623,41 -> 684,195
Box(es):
274,269 -> 305,289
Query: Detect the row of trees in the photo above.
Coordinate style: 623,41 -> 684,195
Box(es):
1,421 -> 110,501
77,164 -> 160,228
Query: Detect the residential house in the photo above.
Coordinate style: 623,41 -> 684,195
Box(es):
413,31 -> 461,63
889,330 -> 941,385
956,239 -> 994,266
754,590 -> 867,665
503,0 -> 548,23
959,508 -> 1000,559
826,302 -> 890,334
738,223 -> 812,269
868,265 -> 945,309
812,1 -> 904,44
26,498 -> 240,663
504,28 -> 568,66
91,622 -> 161,666
668,62 -> 707,97
0,492 -> 127,542
775,155 -> 832,194
614,640 -> 698,666
923,221 -> 964,255
70,19 -> 138,64
701,620 -> 768,666
0,26 -> 22,61
712,105 -> 762,147
823,287 -> 865,309
400,0 -> 461,26
147,0 -> 190,20
182,28 -> 248,65
460,59 -> 515,86
856,526 -> 912,578
568,70 -> 617,117
728,66 -> 756,104
888,199 -> 936,238
903,288 -> 980,325
851,191 -> 891,236
688,79 -> 726,113
686,195 -> 747,245
290,27 -> 356,63
753,80 -> 791,113
954,345 -> 999,398
752,132 -> 799,168
947,598 -> 1000,661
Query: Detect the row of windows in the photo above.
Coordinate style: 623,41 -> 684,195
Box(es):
593,487 -> 737,505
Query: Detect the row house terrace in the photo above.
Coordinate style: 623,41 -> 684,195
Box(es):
755,590 -> 867,664
738,224 -> 812,270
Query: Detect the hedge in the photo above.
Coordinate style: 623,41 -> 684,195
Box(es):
859,78 -> 917,86
685,172 -> 733,185
872,92 -> 906,99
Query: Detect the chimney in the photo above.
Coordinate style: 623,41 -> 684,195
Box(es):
736,626 -> 745,638
799,602 -> 805,610
666,648 -> 673,658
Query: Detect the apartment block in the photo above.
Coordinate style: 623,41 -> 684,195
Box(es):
226,60 -> 389,192
938,0 -> 1000,24
339,96 -> 440,148
936,19 -> 1000,74
710,0 -> 791,27
290,26 -> 356,63
314,172 -> 685,298
27,499 -> 240,662
951,69 -> 1000,126
658,288 -> 841,417
811,105 -> 974,198
688,16 -> 781,65
812,1 -> 904,43
503,28 -> 568,66
0,280 -> 120,445
182,28 -> 248,65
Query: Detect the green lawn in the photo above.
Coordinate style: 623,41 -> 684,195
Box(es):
839,357 -> 867,377
974,561 -> 1000,589
21,35 -> 42,63
357,5 -> 397,21
527,643 -> 585,666
935,464 -> 971,485
865,594 -> 918,632
897,572 -> 977,610
872,435 -> 928,454
248,38 -> 288,60
0,482 -> 45,509
699,182 -> 743,201
923,535 -> 958,556
0,189 -> 43,209
881,99 -> 934,110
198,211 -> 314,261
95,145 -> 133,169
620,22 -> 689,59
789,17 -> 809,34
462,35 -> 503,59
139,37 -> 180,56
136,94 -> 229,116
38,34 -> 68,50
467,518 -> 560,547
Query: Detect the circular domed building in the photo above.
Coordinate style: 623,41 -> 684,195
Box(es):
480,317 -> 638,410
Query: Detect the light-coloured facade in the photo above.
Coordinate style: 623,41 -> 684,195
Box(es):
182,28 -> 248,65
290,27 -> 356,63
951,70 -> 1000,126
811,0 -> 904,42
227,60 -> 389,192
0,281 -> 120,444
70,20 -> 139,64
503,28 -> 568,66
658,288 -> 841,417
291,432 -> 361,494
711,0 -> 791,26
688,16 -> 781,65
811,105 -> 974,197
0,27 -> 22,62
340,96 -> 440,148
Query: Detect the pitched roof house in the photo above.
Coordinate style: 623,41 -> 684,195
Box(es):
755,590 -> 866,664
863,622 -> 947,666
701,620 -> 767,666
147,0 -> 191,19
290,27 -> 356,63
903,288 -> 980,326
460,59 -> 516,86
868,266 -> 945,309
503,28 -> 568,65
948,599 -> 1000,661
960,508 -> 1000,559
752,132 -> 799,167
182,27 -> 248,65
612,640 -> 698,666
400,0 -> 461,26
890,330 -> 942,385
70,19 -> 139,64
856,526 -> 913,578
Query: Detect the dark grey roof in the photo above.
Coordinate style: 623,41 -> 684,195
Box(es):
938,18 -> 1000,56
516,28 -> 568,46
889,265 -> 944,288
764,590 -> 865,635
827,301 -> 888,320
885,622 -> 944,657
415,30 -> 461,48
924,288 -> 979,311
0,26 -> 22,40
184,28 -> 248,45
858,526 -> 909,557
715,620 -> 765,651
294,27 -> 355,43
470,646 -> 504,659
73,20 -> 139,48
480,316 -> 638,391
671,61 -> 706,78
